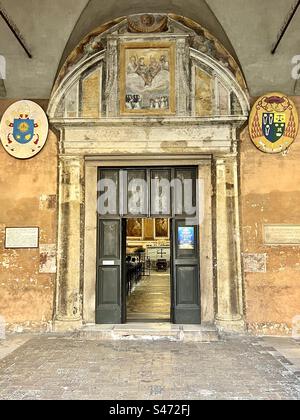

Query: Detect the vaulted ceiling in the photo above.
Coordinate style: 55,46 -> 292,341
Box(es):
0,0 -> 299,98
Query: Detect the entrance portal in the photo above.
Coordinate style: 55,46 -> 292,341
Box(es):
126,218 -> 171,323
96,167 -> 201,325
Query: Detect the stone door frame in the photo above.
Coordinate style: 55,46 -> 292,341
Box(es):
47,12 -> 249,333
84,157 -> 211,326
50,119 -> 246,333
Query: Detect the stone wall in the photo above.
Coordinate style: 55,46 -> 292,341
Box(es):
1,95 -> 300,335
240,97 -> 300,335
0,100 -> 58,332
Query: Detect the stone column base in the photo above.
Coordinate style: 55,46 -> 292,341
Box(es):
53,318 -> 83,333
215,315 -> 246,333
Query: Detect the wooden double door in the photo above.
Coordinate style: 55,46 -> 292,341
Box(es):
96,167 -> 201,325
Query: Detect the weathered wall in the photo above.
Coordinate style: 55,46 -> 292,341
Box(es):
1,95 -> 300,335
240,97 -> 300,335
0,100 -> 58,332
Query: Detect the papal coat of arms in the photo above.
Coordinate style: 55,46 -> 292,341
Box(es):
0,100 -> 49,159
249,93 -> 299,153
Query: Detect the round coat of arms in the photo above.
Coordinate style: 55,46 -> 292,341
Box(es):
249,93 -> 299,154
0,100 -> 49,159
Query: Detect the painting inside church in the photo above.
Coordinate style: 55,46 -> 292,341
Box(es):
126,218 -> 169,240
143,219 -> 154,240
120,42 -> 175,115
127,218 -> 143,239
154,218 -> 169,239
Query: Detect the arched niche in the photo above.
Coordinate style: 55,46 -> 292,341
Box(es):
48,14 -> 249,120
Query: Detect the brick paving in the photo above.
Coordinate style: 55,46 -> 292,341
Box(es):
0,335 -> 299,400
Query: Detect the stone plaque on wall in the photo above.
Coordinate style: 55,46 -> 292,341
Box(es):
264,225 -> 300,245
243,253 -> 267,273
5,227 -> 39,249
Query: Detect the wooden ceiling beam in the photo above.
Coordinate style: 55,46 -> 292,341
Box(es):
271,0 -> 300,54
0,2 -> 32,59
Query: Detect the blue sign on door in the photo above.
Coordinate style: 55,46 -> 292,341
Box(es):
178,226 -> 195,250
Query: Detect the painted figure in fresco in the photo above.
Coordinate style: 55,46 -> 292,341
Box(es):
129,54 -> 168,88
149,56 -> 161,81
125,94 -> 142,109
125,48 -> 170,110
134,55 -> 167,88
136,57 -> 147,74
160,55 -> 169,71
127,55 -> 138,74
148,96 -> 168,109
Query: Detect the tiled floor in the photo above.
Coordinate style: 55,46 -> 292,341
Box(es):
127,272 -> 171,322
0,335 -> 299,400
260,337 -> 300,378
0,334 -> 32,361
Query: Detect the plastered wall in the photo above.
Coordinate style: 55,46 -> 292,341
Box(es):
0,100 -> 58,332
1,96 -> 300,335
240,97 -> 300,335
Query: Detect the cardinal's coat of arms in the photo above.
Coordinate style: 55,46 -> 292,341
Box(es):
249,93 -> 299,153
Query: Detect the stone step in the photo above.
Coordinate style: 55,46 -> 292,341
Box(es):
76,323 -> 219,342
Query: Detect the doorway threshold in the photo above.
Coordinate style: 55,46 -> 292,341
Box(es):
127,319 -> 171,324
76,323 -> 219,342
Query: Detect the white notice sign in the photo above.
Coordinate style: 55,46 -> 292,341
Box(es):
264,225 -> 300,245
5,227 -> 39,249
103,261 -> 115,266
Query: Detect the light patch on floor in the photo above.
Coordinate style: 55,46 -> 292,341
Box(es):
0,334 -> 33,361
127,272 -> 170,322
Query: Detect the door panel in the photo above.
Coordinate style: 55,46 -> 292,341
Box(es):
174,168 -> 197,217
151,169 -> 172,217
126,169 -> 148,216
172,219 -> 201,324
98,267 -> 120,304
100,220 -> 120,259
98,169 -> 119,216
96,218 -> 122,324
121,218 -> 127,323
176,266 -> 198,305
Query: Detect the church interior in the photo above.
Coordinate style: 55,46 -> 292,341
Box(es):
126,218 -> 171,322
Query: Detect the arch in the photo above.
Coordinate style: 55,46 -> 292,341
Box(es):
48,14 -> 249,119
50,13 -> 249,334
58,0 -> 240,74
